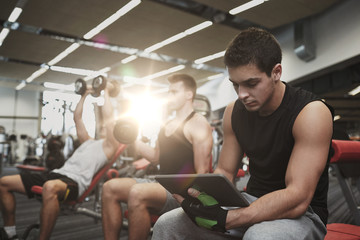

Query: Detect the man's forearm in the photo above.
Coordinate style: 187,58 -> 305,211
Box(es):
226,187 -> 309,229
74,96 -> 86,121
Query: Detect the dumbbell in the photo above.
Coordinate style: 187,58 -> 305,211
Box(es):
113,117 -> 139,144
92,76 -> 120,98
74,78 -> 87,95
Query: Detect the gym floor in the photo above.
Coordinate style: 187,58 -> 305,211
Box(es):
0,166 -> 358,240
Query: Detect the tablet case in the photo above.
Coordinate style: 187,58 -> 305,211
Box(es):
155,173 -> 249,207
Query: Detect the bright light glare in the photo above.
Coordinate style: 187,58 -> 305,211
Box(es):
125,93 -> 165,136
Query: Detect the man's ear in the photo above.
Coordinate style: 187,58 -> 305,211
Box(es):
186,90 -> 194,100
272,63 -> 282,81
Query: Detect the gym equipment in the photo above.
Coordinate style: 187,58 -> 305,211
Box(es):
92,76 -> 120,98
21,144 -> 127,240
113,117 -> 139,144
323,139 -> 360,239
329,140 -> 360,225
74,78 -> 87,95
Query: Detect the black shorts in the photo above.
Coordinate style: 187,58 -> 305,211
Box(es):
20,171 -> 79,201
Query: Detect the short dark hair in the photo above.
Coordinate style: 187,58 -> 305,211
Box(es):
168,74 -> 197,100
224,27 -> 282,77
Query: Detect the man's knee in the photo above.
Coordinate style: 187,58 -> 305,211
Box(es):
128,184 -> 145,206
42,181 -> 62,199
102,179 -> 118,198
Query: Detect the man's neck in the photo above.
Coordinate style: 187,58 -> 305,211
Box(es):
174,102 -> 194,121
259,81 -> 286,116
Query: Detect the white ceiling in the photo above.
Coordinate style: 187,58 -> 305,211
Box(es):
0,0 -> 341,93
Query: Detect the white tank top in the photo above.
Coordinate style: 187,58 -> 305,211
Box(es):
52,139 -> 108,197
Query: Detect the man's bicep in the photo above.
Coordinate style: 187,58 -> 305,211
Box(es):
286,101 -> 333,199
191,120 -> 213,173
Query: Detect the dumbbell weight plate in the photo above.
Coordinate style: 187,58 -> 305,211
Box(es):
92,76 -> 107,97
75,78 -> 87,95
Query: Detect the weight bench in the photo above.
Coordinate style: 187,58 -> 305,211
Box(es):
21,143 -> 127,239
324,139 -> 360,240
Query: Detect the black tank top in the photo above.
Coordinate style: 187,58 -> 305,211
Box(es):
231,83 -> 333,225
158,112 -> 196,174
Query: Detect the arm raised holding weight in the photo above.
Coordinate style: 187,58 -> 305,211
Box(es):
74,88 -> 92,144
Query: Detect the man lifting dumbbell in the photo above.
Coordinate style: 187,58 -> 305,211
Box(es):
75,76 -> 120,98
0,83 -> 121,240
101,73 -> 213,240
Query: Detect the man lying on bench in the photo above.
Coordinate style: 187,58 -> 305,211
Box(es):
0,87 -> 120,240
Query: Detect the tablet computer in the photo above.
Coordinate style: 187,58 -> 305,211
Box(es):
155,173 -> 249,207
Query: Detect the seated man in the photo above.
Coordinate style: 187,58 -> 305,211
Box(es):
101,74 -> 213,240
0,87 -> 120,240
152,27 -> 334,240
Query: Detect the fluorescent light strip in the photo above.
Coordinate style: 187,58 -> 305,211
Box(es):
142,65 -> 185,81
50,66 -> 99,76
48,43 -> 80,66
194,50 -> 225,64
334,115 -> 341,121
26,68 -> 48,83
144,21 -> 212,53
8,7 -> 23,22
83,0 -> 141,39
348,85 -> 360,96
44,82 -> 75,91
207,73 -> 225,80
121,55 -> 138,64
0,28 -> 10,46
184,21 -> 213,35
15,81 -> 26,90
229,0 -> 265,15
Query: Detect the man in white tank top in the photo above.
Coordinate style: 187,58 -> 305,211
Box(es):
0,87 -> 120,240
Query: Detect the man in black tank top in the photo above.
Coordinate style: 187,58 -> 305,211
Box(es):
152,28 -> 333,240
101,74 -> 213,240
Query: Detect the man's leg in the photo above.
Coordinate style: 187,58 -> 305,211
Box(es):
243,207 -> 327,240
0,175 -> 26,230
38,179 -> 68,240
101,177 -> 137,240
127,183 -> 171,240
152,207 -> 231,240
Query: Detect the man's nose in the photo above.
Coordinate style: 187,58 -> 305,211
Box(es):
238,87 -> 249,100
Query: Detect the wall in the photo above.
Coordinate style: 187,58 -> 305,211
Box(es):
0,88 -> 40,138
199,0 -> 360,110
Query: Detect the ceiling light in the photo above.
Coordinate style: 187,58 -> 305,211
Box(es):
348,85 -> 360,96
144,21 -> 212,53
207,73 -> 225,80
26,68 -> 47,83
229,0 -> 266,15
0,28 -> 10,46
121,55 -> 138,64
194,50 -> 225,64
50,66 -> 99,76
334,115 -> 341,121
83,0 -> 141,39
83,67 -> 111,81
8,7 -> 23,22
15,81 -> 26,90
142,65 -> 185,81
184,21 -> 213,35
48,43 -> 80,66
43,82 -> 75,91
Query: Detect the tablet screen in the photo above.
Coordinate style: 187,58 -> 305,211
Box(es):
155,173 -> 249,207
